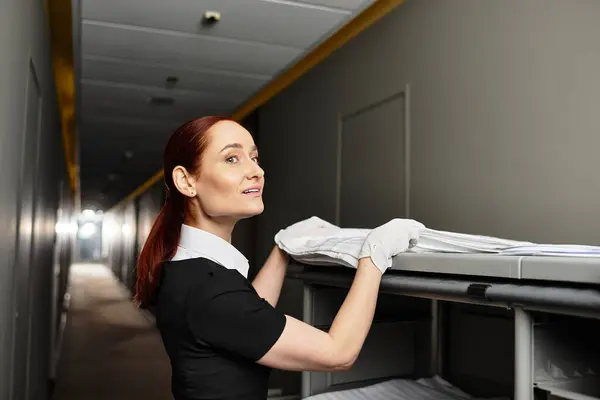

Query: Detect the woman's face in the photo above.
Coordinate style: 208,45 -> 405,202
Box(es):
193,120 -> 265,220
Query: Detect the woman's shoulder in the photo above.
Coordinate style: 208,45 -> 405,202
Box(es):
165,257 -> 251,300
164,256 -> 223,270
159,257 -> 227,296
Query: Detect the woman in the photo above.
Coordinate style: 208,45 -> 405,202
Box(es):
135,116 -> 421,400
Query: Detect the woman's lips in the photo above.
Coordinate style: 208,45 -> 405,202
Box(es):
242,186 -> 262,197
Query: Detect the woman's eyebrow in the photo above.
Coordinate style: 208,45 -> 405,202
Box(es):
220,143 -> 258,152
220,143 -> 242,152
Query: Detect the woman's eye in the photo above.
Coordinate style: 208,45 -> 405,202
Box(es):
252,156 -> 259,163
226,156 -> 238,163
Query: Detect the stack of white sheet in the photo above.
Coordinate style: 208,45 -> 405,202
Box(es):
304,376 -> 509,400
275,217 -> 600,269
499,244 -> 600,257
416,228 -> 531,253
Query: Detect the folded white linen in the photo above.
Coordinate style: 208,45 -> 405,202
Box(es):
276,226 -> 369,268
274,217 -> 600,268
500,244 -> 600,257
304,375 -> 509,400
416,228 -> 532,253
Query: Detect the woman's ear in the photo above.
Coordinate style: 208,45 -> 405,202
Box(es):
172,166 -> 197,198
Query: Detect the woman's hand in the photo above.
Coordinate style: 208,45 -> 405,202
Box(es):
274,216 -> 338,243
358,219 -> 424,273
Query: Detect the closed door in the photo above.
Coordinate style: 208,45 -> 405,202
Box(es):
339,92 -> 408,228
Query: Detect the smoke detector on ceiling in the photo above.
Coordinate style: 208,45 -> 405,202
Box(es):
202,10 -> 221,25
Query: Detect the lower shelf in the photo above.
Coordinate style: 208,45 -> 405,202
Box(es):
535,379 -> 600,400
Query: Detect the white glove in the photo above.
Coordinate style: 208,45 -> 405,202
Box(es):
358,219 -> 425,274
274,216 -> 339,243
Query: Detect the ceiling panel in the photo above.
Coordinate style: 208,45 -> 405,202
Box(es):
80,151 -> 159,176
292,0 -> 371,10
80,137 -> 154,161
76,0 -> 377,209
81,101 -> 202,128
80,138 -> 166,202
81,79 -> 239,122
82,55 -> 268,98
81,114 -> 181,133
82,21 -> 303,76
80,166 -> 164,209
80,156 -> 125,178
80,118 -> 177,148
82,0 -> 351,49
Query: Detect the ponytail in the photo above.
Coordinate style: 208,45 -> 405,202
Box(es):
134,190 -> 184,308
133,115 -> 235,308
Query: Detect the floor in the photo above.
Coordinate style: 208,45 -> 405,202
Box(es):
51,264 -> 172,400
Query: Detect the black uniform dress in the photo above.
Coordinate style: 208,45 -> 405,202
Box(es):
154,225 -> 287,400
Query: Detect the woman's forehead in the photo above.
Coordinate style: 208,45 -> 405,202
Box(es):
208,121 -> 256,150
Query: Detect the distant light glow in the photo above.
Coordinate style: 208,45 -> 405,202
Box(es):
55,222 -> 78,234
102,219 -> 119,237
122,224 -> 132,236
78,222 -> 97,239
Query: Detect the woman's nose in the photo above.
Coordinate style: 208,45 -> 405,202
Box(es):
247,161 -> 264,179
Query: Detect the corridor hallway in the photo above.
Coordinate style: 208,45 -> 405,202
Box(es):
4,0 -> 600,399
52,264 -> 171,400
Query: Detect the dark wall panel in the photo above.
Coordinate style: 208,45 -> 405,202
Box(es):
0,0 -> 75,398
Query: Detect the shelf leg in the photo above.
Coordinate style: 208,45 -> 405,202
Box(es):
301,284 -> 314,398
514,307 -> 533,400
431,299 -> 445,377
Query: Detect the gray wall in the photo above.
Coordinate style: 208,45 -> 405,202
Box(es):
257,0 -> 600,250
0,0 -> 75,399
253,0 -> 600,395
104,202 -> 137,295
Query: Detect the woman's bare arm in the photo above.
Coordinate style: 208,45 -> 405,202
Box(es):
256,218 -> 421,372
257,256 -> 382,371
251,245 -> 289,307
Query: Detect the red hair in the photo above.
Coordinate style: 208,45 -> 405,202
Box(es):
134,116 -> 234,308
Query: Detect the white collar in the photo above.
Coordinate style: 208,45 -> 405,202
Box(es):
175,224 -> 249,278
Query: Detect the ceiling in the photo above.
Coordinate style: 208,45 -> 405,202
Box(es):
77,0 -> 375,211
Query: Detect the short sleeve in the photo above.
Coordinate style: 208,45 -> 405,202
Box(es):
185,271 -> 287,361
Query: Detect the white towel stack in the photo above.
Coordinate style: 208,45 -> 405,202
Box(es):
274,217 -> 600,269
304,376 -> 509,400
276,226 -> 370,268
